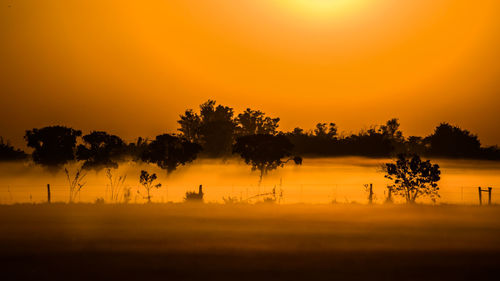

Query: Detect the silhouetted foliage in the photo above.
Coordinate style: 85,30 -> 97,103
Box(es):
178,100 -> 236,157
233,134 -> 302,184
25,126 -> 82,171
185,185 -> 204,202
286,120 -> 396,157
314,123 -> 337,139
4,105 -> 500,164
0,137 -> 27,161
141,134 -> 202,173
405,136 -> 427,155
76,131 -> 127,171
384,154 -> 441,204
126,137 -> 149,162
236,108 -> 280,136
426,123 -> 481,158
65,167 -> 87,203
139,170 -> 161,203
177,109 -> 201,143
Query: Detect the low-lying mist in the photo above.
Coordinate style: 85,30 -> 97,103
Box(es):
1,157 -> 499,204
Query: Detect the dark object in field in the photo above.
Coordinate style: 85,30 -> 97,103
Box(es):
141,134 -> 202,174
478,187 -> 493,205
178,100 -> 236,157
25,126 -> 82,171
76,131 -> 127,171
0,137 -> 27,161
384,154 -> 441,203
185,185 -> 204,202
64,167 -> 87,203
233,134 -> 302,184
139,170 -> 161,203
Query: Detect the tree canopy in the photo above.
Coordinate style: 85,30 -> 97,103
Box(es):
384,154 -> 441,203
0,137 -> 27,161
233,134 -> 302,184
25,126 -> 82,171
141,134 -> 202,174
76,131 -> 127,171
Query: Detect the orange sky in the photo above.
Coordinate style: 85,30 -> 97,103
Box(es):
1,0 -> 499,146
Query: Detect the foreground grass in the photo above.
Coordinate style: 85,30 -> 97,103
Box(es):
1,204 -> 499,280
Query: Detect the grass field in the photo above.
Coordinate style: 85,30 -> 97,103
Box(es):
1,203 -> 499,280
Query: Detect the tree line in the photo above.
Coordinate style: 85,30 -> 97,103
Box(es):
1,99 -> 500,168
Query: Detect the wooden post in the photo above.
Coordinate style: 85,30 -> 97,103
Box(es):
368,183 -> 373,204
478,187 -> 482,205
488,187 -> 492,205
47,184 -> 51,204
385,186 -> 393,203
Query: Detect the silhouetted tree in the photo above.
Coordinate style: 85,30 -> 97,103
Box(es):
127,137 -> 149,161
138,170 -> 161,203
25,126 -> 82,171
178,100 -> 236,157
177,109 -> 201,143
379,118 -> 403,141
233,134 -> 302,184
384,154 -> 441,204
314,123 -> 337,139
405,136 -> 426,155
76,131 -> 126,171
141,134 -> 202,174
0,137 -> 27,161
236,108 -> 280,136
426,123 -> 481,158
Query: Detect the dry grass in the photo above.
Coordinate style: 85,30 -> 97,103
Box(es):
0,204 -> 499,280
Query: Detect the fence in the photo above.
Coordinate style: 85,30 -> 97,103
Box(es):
0,182 -> 497,205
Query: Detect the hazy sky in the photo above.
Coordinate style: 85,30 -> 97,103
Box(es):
1,0 -> 499,146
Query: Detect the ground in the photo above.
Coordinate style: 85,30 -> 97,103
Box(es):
0,203 -> 499,280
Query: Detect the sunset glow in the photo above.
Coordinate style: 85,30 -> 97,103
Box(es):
1,0 -> 499,145
1,1 -> 500,280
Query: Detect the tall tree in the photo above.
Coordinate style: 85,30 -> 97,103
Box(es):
236,108 -> 280,136
314,122 -> 337,139
426,123 -> 481,158
178,100 -> 236,157
233,134 -> 302,184
25,126 -> 82,171
379,118 -> 403,141
177,109 -> 201,143
76,131 -> 127,171
141,134 -> 202,174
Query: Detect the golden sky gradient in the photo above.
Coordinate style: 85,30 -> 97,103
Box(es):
1,0 -> 499,146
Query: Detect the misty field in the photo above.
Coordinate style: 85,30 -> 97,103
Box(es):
2,157 -> 500,205
1,204 -> 499,280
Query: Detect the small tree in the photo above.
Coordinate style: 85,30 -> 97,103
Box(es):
233,134 -> 302,185
138,170 -> 161,203
384,154 -> 441,204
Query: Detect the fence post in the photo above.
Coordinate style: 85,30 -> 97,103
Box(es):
385,186 -> 393,203
47,184 -> 51,204
478,187 -> 482,205
368,183 -> 373,204
488,187 -> 492,205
